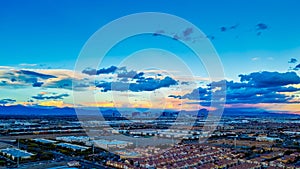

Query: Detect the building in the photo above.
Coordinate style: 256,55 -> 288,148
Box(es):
92,140 -> 133,149
56,136 -> 90,143
33,138 -> 57,144
56,143 -> 89,151
256,136 -> 283,142
67,161 -> 81,167
0,148 -> 34,160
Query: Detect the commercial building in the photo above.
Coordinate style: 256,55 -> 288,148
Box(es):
92,140 -> 133,149
0,148 -> 34,160
56,143 -> 89,151
33,138 -> 57,144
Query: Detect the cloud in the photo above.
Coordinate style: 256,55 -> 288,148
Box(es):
153,30 -> 165,36
181,71 -> 300,105
82,68 -> 97,75
220,24 -> 239,32
181,81 -> 189,85
32,81 -> 44,87
168,95 -> 182,99
156,27 -> 199,42
239,71 -> 300,87
172,28 -> 194,41
256,32 -> 262,36
82,66 -> 146,82
96,76 -> 178,92
97,81 -> 128,92
82,66 -> 117,75
46,78 -> 72,89
32,93 -> 69,100
0,69 -> 57,88
0,98 -> 16,106
183,27 -> 193,37
251,57 -> 260,61
255,23 -> 268,36
224,72 -> 300,104
1,66 -> 172,92
293,64 -> 300,71
182,87 -> 211,101
97,66 -> 118,74
288,58 -> 298,63
220,27 -> 227,32
18,70 -> 57,79
117,70 -> 140,80
229,24 -> 239,30
19,63 -> 38,67
256,23 -> 268,30
130,76 -> 177,92
206,35 -> 215,40
224,85 -> 296,104
154,27 -> 215,42
44,78 -> 90,91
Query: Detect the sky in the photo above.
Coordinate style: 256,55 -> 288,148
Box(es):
0,0 -> 300,114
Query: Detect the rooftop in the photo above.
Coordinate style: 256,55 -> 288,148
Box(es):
0,148 -> 34,157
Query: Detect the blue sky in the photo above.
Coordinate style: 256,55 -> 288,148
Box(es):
1,0 -> 300,71
1,0 -> 300,113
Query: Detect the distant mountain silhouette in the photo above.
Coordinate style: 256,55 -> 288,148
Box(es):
0,105 -> 77,116
0,105 -> 299,118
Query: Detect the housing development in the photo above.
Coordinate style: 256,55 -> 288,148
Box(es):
0,111 -> 300,168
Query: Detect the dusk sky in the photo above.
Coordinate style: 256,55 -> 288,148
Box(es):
1,0 -> 300,114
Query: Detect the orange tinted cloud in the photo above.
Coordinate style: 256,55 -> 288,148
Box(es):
39,100 -> 72,108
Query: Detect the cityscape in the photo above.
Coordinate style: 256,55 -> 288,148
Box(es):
0,110 -> 300,168
1,0 -> 300,169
